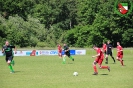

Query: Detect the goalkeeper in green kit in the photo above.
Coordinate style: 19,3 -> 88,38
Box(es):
62,44 -> 74,64
2,41 -> 17,73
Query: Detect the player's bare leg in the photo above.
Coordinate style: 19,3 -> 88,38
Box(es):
92,61 -> 98,75
7,60 -> 14,73
68,55 -> 74,61
58,53 -> 62,58
11,57 -> 15,66
105,55 -> 108,64
67,53 -> 74,61
62,55 -> 66,64
116,57 -> 124,66
11,60 -> 15,66
110,55 -> 115,63
60,53 -> 62,58
98,64 -> 110,72
58,53 -> 60,58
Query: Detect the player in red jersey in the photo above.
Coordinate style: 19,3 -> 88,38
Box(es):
92,45 -> 110,75
102,42 -> 107,54
58,44 -> 62,58
116,42 -> 124,66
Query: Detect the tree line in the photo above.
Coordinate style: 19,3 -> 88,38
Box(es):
0,0 -> 133,47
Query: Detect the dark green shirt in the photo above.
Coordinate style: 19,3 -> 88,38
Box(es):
2,45 -> 15,57
64,45 -> 69,50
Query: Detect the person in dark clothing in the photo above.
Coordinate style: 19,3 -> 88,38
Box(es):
105,41 -> 115,64
2,41 -> 17,73
62,44 -> 74,64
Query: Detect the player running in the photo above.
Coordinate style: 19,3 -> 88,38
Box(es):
58,44 -> 62,58
92,45 -> 110,75
62,44 -> 74,64
105,41 -> 115,64
116,42 -> 124,66
102,42 -> 107,55
2,41 -> 17,73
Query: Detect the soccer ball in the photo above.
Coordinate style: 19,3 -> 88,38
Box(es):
73,72 -> 78,76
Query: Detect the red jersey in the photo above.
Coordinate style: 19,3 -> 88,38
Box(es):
117,45 -> 123,55
102,44 -> 107,51
58,45 -> 62,52
96,48 -> 104,59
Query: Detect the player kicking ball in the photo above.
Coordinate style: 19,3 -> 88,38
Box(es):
92,45 -> 110,75
2,41 -> 17,73
62,44 -> 74,64
116,42 -> 124,66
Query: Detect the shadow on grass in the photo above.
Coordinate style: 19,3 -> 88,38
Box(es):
122,65 -> 126,66
110,63 -> 116,64
14,71 -> 21,73
68,62 -> 73,64
100,74 -> 108,75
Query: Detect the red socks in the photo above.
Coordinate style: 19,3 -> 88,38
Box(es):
93,65 -> 98,73
101,66 -> 108,69
93,65 -> 109,72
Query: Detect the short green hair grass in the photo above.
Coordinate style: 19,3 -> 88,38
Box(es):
0,48 -> 133,88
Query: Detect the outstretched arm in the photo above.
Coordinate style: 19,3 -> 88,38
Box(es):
65,48 -> 69,52
2,48 -> 4,53
64,46 -> 69,52
92,53 -> 100,58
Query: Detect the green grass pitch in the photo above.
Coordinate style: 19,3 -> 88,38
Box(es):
0,49 -> 133,88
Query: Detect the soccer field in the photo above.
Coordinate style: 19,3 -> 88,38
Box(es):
0,49 -> 133,88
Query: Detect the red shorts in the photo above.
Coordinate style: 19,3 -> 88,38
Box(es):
117,53 -> 123,59
58,50 -> 62,53
95,56 -> 104,65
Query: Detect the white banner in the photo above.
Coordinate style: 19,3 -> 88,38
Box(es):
0,51 -> 4,56
49,50 -> 58,55
37,50 -> 50,55
14,51 -> 27,56
0,50 -> 86,56
37,50 -> 58,55
75,50 -> 86,55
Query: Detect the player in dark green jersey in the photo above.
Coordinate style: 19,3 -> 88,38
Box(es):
2,41 -> 17,73
62,44 -> 74,64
